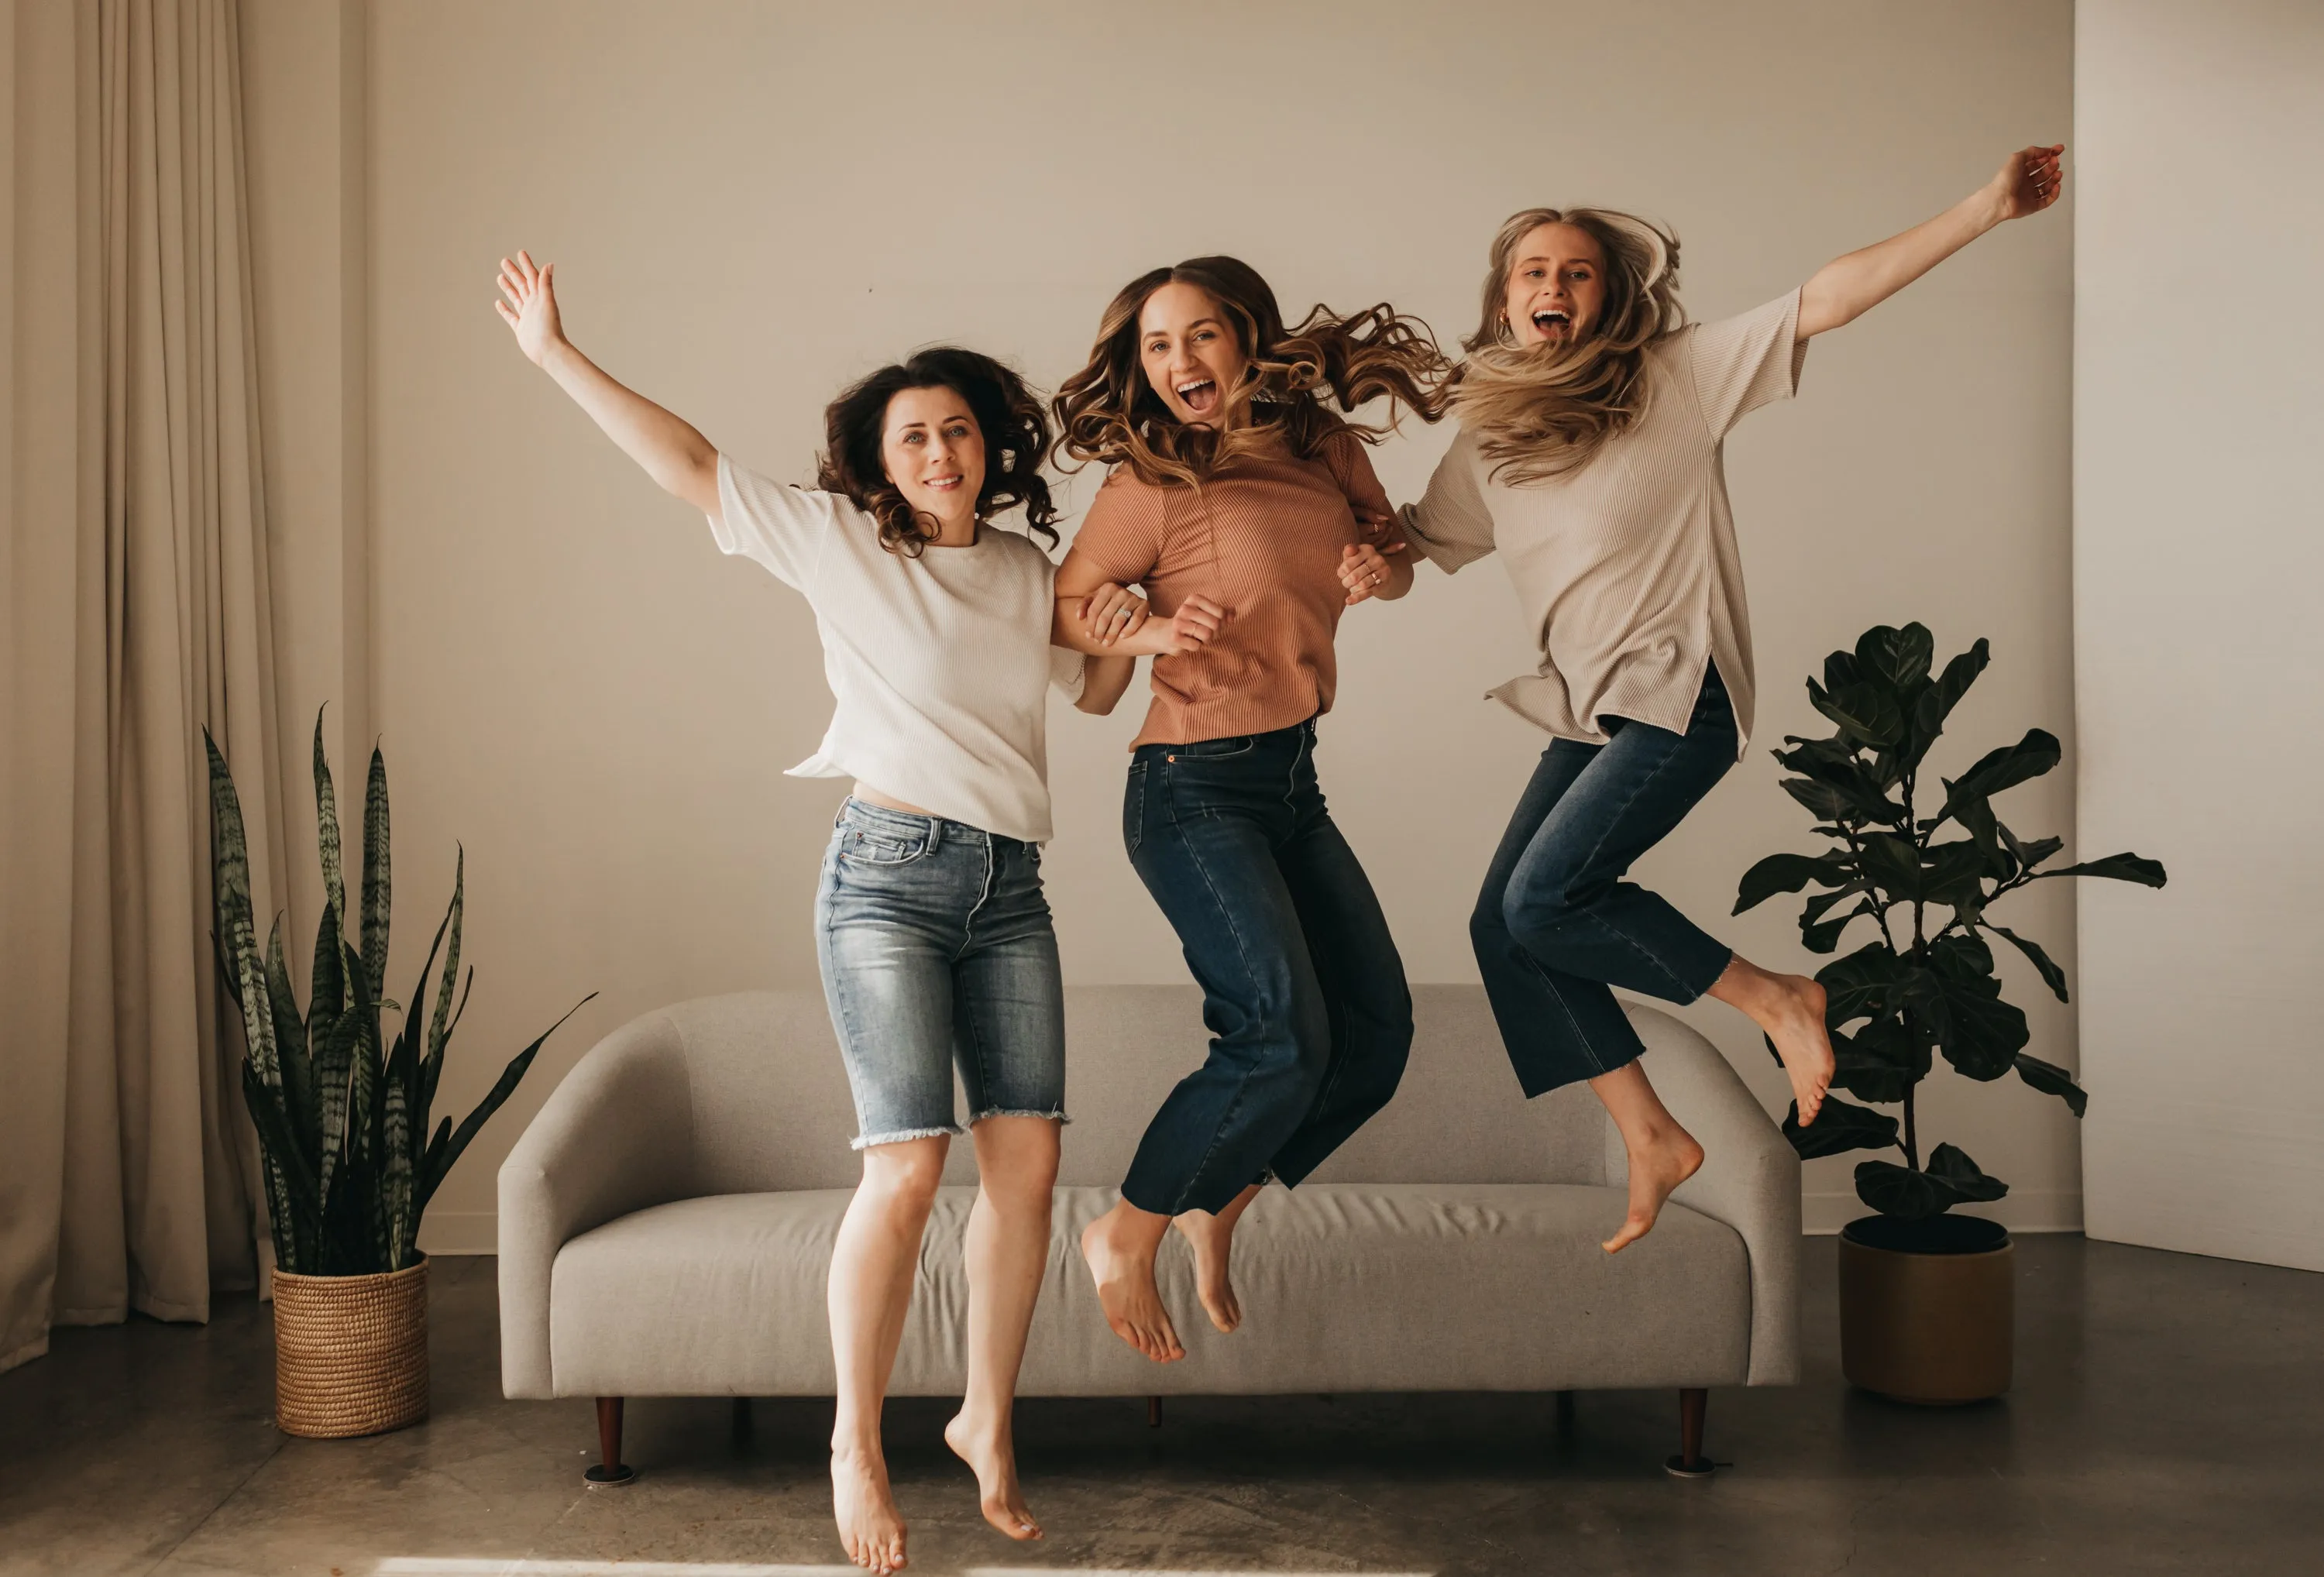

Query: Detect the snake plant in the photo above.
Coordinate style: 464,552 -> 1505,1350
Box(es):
206,713 -> 590,1274
1734,624 -> 2165,1223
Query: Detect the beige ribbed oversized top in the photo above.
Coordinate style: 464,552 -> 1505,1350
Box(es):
1070,428 -> 1397,749
1404,290 -> 1807,758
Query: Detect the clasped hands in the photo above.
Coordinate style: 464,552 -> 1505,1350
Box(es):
1074,510 -> 1408,650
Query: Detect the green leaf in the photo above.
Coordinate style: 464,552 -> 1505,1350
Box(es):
312,710 -> 346,921
1921,840 -> 1992,909
205,732 -> 281,1088
1779,776 -> 1866,825
2038,851 -> 2168,888
1988,922 -> 2070,1002
1929,931 -> 1996,981
1855,623 -> 1935,692
2014,1052 -> 2089,1116
1856,1146 -> 2006,1219
359,747 -> 392,1021
1934,974 -> 2030,1081
1802,898 -> 1872,953
263,918 -> 319,1176
1781,1094 -> 1900,1160
1855,833 -> 1923,903
1734,850 -> 1849,914
1819,942 -> 1905,1025
1906,637 -> 1990,767
1999,825 -> 2063,876
242,1063 -> 322,1270
1810,679 -> 1905,748
1938,729 -> 2062,824
1829,1016 -> 1926,1102
1926,1142 -> 2009,1201
417,993 -> 596,1209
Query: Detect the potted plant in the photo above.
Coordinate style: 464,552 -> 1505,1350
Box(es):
207,715 -> 589,1438
1734,624 -> 2163,1403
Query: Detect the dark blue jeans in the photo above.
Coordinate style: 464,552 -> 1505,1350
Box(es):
1473,665 -> 1739,1097
1119,720 -> 1413,1216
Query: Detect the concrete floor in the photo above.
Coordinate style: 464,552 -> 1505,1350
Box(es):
2,1235 -> 2318,1576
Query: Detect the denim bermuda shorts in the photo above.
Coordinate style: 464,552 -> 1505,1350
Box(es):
813,798 -> 1068,1149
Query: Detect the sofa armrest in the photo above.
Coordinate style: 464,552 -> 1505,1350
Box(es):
1613,1007 -> 1802,1386
497,1008 -> 696,1399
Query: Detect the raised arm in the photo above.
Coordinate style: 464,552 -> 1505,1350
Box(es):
1796,145 -> 2063,340
494,251 -> 720,517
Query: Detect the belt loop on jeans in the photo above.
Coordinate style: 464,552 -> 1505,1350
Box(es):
926,816 -> 946,854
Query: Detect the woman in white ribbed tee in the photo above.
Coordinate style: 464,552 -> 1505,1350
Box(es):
1403,147 -> 2067,1254
494,253 -> 1132,1575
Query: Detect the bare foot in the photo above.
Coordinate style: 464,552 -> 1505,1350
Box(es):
1710,956 -> 1837,1127
1173,1211 -> 1242,1334
1602,1125 -> 1706,1255
1080,1206 -> 1183,1362
830,1443 -> 907,1574
944,1410 -> 1042,1543
1758,974 -> 1835,1127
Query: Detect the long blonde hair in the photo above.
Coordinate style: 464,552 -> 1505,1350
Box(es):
1054,256 -> 1450,488
1452,207 -> 1686,485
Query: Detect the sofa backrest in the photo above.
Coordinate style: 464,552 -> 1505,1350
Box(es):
667,984 -> 1617,1194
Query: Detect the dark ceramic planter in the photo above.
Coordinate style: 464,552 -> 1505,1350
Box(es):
1838,1215 -> 2013,1404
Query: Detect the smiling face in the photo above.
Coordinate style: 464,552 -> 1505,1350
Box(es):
1138,280 -> 1252,428
879,385 -> 985,534
1502,222 -> 1608,349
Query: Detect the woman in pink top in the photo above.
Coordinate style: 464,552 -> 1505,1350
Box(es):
1404,146 -> 2066,1252
1045,257 -> 1450,1364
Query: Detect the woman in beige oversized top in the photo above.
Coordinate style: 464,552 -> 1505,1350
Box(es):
1404,146 -> 2066,1252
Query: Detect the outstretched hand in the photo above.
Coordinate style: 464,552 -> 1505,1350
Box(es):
493,250 -> 566,366
1154,596 -> 1226,655
1989,144 -> 2064,223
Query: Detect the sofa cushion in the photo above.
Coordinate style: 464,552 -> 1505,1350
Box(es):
548,1182 -> 1752,1399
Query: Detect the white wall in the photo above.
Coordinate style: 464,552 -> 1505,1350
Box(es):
2075,0 -> 2324,1270
239,0 -> 2078,1248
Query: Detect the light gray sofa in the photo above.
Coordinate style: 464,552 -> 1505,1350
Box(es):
500,985 -> 1797,1479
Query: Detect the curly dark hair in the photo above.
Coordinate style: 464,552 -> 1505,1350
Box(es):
816,346 -> 1060,556
1052,256 -> 1451,488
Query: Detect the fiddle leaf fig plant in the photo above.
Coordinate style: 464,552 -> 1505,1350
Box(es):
1735,624 -> 2165,1222
207,713 -> 592,1274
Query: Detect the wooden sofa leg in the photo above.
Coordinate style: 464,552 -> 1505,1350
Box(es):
1147,1396 -> 1162,1428
586,1396 -> 637,1486
1665,1387 -> 1714,1478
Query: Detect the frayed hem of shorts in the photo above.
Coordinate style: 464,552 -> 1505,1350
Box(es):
968,1107 -> 1070,1127
851,1123 -> 965,1149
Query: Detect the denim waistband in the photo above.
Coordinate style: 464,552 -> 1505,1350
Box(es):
836,796 -> 1022,850
1132,716 -> 1317,764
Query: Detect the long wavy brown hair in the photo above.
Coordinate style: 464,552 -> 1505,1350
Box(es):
817,347 -> 1060,556
1452,207 -> 1686,485
1053,256 -> 1450,487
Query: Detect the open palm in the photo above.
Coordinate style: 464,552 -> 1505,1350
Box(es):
493,250 -> 563,366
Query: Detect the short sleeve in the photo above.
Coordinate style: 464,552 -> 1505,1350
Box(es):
1047,646 -> 1087,703
712,453 -> 836,593
1401,429 -> 1498,574
1685,290 -> 1808,438
1067,471 -> 1167,587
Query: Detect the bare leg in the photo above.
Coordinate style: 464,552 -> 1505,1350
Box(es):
828,1136 -> 947,1575
1707,952 -> 1834,1126
1590,1061 -> 1705,1255
1173,1183 -> 1260,1334
944,1116 -> 1057,1544
1079,1197 -> 1183,1362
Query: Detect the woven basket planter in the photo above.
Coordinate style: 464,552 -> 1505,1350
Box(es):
270,1257 -> 430,1438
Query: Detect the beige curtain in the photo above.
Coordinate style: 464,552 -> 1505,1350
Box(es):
2,0 -> 287,1372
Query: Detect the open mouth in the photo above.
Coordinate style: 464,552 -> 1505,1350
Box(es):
1174,376 -> 1219,415
924,474 -> 963,493
1531,308 -> 1573,336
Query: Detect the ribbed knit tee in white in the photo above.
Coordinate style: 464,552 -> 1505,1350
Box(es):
710,455 -> 1083,843
1404,290 -> 1807,758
